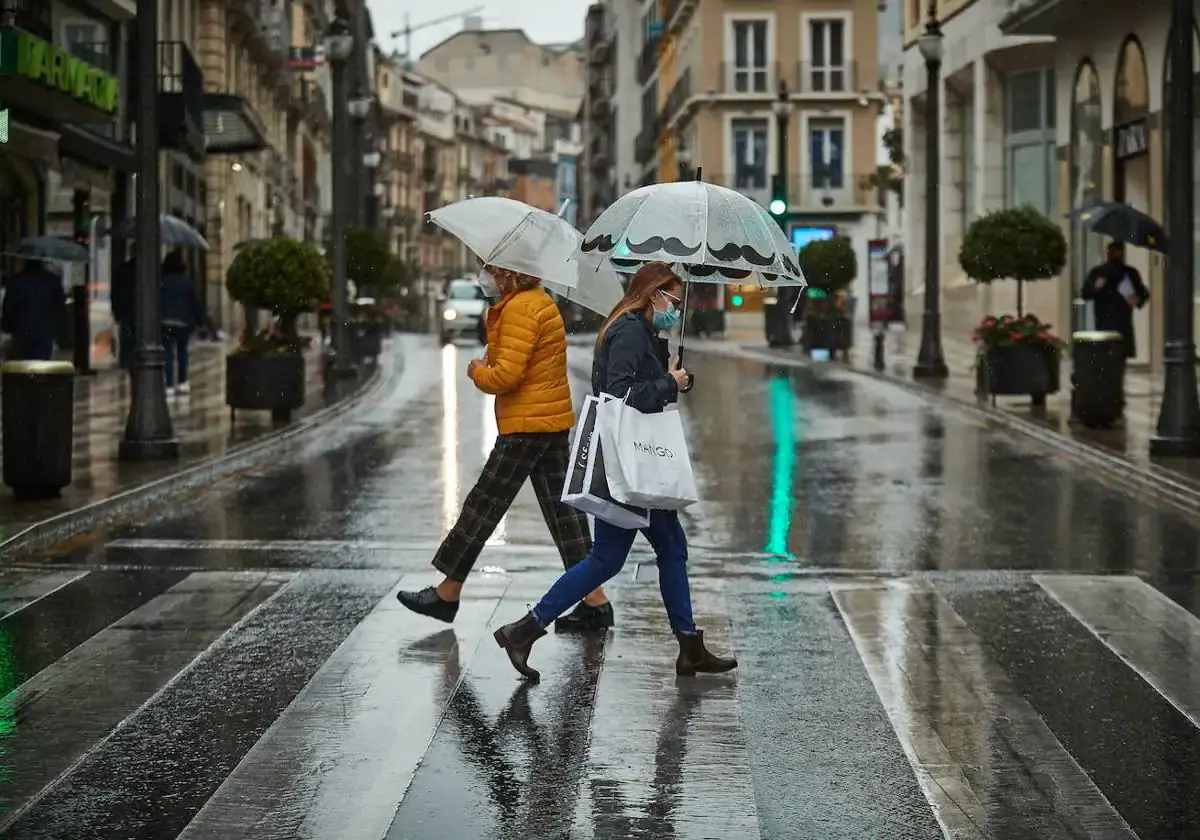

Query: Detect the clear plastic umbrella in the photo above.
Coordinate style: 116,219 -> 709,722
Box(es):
578,180 -> 805,286
543,253 -> 625,316
427,197 -> 584,290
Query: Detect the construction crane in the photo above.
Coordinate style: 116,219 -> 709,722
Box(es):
389,8 -> 486,63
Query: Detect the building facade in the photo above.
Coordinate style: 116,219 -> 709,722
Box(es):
1000,0 -> 1200,370
654,0 -> 887,314
900,0 -> 1066,362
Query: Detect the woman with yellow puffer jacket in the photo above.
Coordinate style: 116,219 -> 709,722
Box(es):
396,265 -> 613,631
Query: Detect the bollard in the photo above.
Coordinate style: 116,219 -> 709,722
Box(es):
873,330 -> 885,371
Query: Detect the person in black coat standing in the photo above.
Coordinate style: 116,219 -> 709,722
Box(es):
159,250 -> 204,395
1,259 -> 66,361
1081,241 -> 1150,359
112,255 -> 137,375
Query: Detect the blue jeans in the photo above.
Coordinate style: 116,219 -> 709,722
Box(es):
531,509 -> 696,633
162,325 -> 191,386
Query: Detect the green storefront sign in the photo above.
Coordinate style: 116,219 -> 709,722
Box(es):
0,29 -> 119,116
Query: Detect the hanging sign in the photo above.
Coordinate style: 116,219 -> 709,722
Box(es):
1114,119 -> 1148,160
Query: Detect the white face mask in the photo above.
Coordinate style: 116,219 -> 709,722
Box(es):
478,270 -> 500,298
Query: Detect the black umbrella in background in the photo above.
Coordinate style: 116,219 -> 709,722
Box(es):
108,214 -> 209,250
13,236 -> 89,262
1066,202 -> 1168,253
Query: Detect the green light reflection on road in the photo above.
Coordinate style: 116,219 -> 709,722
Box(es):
765,374 -> 799,593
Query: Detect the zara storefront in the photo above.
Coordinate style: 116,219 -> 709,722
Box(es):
1004,0 -> 1200,372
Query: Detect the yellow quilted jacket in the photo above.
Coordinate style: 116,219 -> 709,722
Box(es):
471,287 -> 575,434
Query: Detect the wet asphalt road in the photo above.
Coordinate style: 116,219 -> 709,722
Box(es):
2,333 -> 1200,839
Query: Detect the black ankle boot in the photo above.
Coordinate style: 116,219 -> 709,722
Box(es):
494,612 -> 547,681
554,601 -> 615,633
675,630 -> 738,676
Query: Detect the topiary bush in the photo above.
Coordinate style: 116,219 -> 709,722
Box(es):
344,227 -> 396,298
958,206 -> 1066,315
226,237 -> 328,354
797,235 -> 857,294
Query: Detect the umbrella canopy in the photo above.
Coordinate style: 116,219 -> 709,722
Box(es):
544,255 -> 625,316
1066,202 -> 1167,253
14,236 -> 89,263
109,214 -> 210,250
427,197 -> 584,290
578,181 -> 806,286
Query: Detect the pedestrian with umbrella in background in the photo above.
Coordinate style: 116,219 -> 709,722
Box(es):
0,237 -> 83,361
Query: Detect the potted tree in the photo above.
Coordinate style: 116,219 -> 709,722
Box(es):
959,206 -> 1067,404
345,227 -> 396,359
797,235 -> 856,357
225,237 -> 328,421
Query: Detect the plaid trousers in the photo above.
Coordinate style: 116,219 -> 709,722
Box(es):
434,431 -> 593,582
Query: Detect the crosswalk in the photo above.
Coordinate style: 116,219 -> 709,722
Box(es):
0,561 -> 1198,839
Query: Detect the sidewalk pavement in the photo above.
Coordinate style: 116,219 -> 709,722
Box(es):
0,337 -> 374,545
688,325 -> 1200,511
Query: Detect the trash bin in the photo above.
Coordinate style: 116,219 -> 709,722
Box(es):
2,360 -> 76,500
1071,331 -> 1125,428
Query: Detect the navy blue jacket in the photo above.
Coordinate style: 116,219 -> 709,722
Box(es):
159,271 -> 203,329
593,312 -> 689,414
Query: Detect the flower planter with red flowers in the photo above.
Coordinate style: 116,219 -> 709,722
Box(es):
972,313 -> 1063,401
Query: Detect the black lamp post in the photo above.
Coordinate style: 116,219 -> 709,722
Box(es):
324,14 -> 355,375
772,79 -> 789,222
120,0 -> 178,460
348,95 -> 373,227
1152,0 -> 1200,455
912,3 -> 949,379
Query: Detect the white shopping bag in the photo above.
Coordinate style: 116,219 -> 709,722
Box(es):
596,395 -> 699,510
561,394 -> 650,529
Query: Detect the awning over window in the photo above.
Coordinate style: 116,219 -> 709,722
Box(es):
201,93 -> 268,155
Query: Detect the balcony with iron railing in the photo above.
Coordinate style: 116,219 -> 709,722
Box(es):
637,35 -> 661,86
702,170 -> 882,210
634,121 -> 659,166
660,68 -> 692,125
707,62 -> 867,96
156,40 -> 206,158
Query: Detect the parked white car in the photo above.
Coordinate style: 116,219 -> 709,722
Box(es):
439,278 -> 488,345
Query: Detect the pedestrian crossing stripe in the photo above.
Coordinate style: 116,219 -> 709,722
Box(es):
0,567 -> 1196,838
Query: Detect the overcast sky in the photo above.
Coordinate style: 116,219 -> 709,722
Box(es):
367,0 -> 594,59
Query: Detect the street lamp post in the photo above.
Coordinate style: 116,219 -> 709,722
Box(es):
120,0 -> 178,461
1152,0 -> 1200,455
677,138 -> 692,181
912,4 -> 949,379
769,81 -> 798,337
324,14 -> 355,375
348,96 -> 373,227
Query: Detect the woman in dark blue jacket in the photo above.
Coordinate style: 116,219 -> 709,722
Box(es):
159,250 -> 203,395
493,261 -> 737,681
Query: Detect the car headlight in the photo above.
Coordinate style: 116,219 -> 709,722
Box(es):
443,309 -> 457,321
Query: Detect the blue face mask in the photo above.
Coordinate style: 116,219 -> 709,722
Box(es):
652,302 -> 681,331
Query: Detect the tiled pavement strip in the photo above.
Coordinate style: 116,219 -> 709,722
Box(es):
688,323 -> 1200,512
0,336 -> 367,543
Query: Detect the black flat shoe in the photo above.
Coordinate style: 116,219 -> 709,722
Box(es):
554,601 -> 615,633
397,586 -> 459,624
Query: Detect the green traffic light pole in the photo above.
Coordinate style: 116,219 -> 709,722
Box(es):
766,80 -> 796,345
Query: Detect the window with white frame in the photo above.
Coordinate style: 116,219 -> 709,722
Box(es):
808,118 -> 845,189
1004,68 -> 1057,215
729,20 -> 769,93
807,19 -> 847,92
731,118 -> 768,190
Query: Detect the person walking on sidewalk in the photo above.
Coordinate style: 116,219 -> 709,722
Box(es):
1082,241 -> 1149,412
112,254 -> 136,377
159,250 -> 204,396
0,259 -> 65,361
396,265 -> 613,631
492,262 -> 738,682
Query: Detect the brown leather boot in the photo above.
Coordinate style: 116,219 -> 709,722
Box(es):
494,613 -> 547,681
675,630 -> 738,676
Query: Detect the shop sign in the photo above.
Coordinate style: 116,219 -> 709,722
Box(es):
1114,119 -> 1148,160
2,29 -> 120,116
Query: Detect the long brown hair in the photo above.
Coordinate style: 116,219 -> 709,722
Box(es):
597,261 -> 680,342
486,265 -> 541,296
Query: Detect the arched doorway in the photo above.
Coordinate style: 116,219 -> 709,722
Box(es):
1112,36 -> 1151,362
1069,60 -> 1103,298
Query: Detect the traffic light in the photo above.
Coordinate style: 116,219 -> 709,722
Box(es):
72,190 -> 90,247
768,173 -> 787,223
